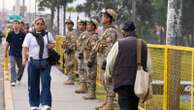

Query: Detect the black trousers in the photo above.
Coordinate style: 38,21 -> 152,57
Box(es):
117,86 -> 139,110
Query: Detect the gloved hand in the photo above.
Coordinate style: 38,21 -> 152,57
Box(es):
87,61 -> 93,68
101,60 -> 106,70
104,72 -> 112,85
78,52 -> 83,59
65,48 -> 72,54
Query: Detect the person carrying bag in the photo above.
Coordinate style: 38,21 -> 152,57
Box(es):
134,39 -> 153,103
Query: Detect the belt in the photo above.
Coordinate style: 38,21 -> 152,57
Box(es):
30,57 -> 48,61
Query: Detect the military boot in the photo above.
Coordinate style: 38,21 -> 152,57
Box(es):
83,90 -> 96,100
95,97 -> 107,110
75,83 -> 87,93
99,97 -> 114,110
64,79 -> 74,85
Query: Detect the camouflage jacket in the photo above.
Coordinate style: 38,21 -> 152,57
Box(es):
84,32 -> 98,62
63,30 -> 77,54
94,25 -> 119,56
77,31 -> 91,53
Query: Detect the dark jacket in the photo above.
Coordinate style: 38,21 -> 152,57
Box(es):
6,31 -> 26,58
112,36 -> 147,92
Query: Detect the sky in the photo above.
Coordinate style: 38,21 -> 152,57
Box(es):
0,0 -> 85,13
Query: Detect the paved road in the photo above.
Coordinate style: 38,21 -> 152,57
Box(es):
0,44 -> 5,110
12,66 -> 102,110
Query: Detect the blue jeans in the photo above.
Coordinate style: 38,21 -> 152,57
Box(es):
9,56 -> 24,82
28,58 -> 52,107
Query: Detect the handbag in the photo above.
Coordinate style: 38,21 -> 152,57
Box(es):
134,39 -> 152,103
46,34 -> 60,65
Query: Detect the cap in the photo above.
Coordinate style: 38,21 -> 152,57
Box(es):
65,19 -> 74,25
101,8 -> 117,21
122,21 -> 136,32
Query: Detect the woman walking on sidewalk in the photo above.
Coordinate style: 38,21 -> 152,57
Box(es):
22,17 -> 55,110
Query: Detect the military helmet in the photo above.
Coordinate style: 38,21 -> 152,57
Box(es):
65,19 -> 74,25
77,19 -> 86,25
87,19 -> 98,27
101,8 -> 117,21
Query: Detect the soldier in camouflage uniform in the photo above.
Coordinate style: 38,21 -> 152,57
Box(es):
95,9 -> 120,110
75,20 -> 89,93
64,19 -> 77,85
82,19 -> 99,100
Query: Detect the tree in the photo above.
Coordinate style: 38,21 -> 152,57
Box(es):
38,0 -> 74,33
182,0 -> 194,46
76,0 -> 154,34
38,0 -> 58,31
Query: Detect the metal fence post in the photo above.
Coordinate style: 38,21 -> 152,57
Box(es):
163,46 -> 169,110
191,51 -> 194,110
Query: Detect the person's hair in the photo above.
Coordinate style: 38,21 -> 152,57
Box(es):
34,17 -> 45,25
122,21 -> 136,32
20,21 -> 25,25
13,20 -> 20,23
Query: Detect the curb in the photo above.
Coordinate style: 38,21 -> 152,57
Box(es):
3,62 -> 14,110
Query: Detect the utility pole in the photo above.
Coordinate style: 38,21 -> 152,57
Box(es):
22,0 -> 25,18
57,0 -> 60,34
35,0 -> 37,18
132,0 -> 136,24
63,0 -> 67,35
166,0 -> 182,110
2,0 -> 5,14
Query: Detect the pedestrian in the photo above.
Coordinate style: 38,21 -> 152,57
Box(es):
0,31 -> 3,44
5,19 -> 26,86
95,8 -> 119,110
22,17 -> 55,110
104,21 -> 148,110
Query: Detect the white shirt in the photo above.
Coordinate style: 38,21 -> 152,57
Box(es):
22,32 -> 55,60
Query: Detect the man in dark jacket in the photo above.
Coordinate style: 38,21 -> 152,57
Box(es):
104,21 -> 148,110
5,20 -> 26,86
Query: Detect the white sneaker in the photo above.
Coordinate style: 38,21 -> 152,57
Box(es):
30,106 -> 39,110
11,82 -> 16,87
16,80 -> 21,85
41,105 -> 51,110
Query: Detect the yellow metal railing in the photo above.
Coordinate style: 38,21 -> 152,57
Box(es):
54,36 -> 194,110
147,44 -> 194,110
54,35 -> 64,69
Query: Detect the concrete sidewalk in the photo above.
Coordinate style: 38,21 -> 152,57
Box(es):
12,66 -> 102,110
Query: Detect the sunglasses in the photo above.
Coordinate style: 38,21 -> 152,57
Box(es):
36,22 -> 45,26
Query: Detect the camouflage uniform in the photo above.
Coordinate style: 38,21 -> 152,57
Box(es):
100,25 -> 119,96
75,31 -> 90,93
64,30 -> 77,85
97,25 -> 120,110
83,32 -> 98,99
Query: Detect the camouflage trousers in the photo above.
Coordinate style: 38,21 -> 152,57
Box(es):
65,53 -> 75,81
77,58 -> 87,83
97,54 -> 115,97
101,68 -> 115,97
86,65 -> 97,92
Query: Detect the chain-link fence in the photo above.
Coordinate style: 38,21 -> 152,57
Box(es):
54,35 -> 194,110
146,44 -> 194,110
